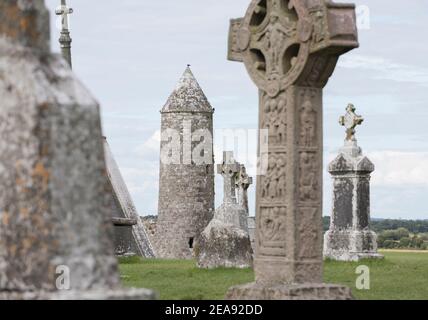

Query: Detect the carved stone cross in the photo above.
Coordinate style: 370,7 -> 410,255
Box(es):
55,0 -> 73,67
217,151 -> 241,205
339,103 -> 364,141
235,165 -> 253,214
226,0 -> 359,300
55,0 -> 73,30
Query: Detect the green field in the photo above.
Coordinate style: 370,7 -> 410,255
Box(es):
119,251 -> 428,300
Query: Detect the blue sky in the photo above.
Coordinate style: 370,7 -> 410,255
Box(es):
45,0 -> 428,219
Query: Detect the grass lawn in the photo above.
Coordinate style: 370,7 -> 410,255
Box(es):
119,251 -> 428,300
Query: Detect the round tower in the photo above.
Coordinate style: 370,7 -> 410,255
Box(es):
156,67 -> 215,259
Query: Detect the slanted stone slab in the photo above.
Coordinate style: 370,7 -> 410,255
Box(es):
226,0 -> 358,300
104,138 -> 156,258
324,104 -> 383,261
0,0 -> 155,300
197,152 -> 253,269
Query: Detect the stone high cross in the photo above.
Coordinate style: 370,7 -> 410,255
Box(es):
339,103 -> 364,141
235,165 -> 253,214
217,152 -> 241,205
55,0 -> 73,67
226,0 -> 359,299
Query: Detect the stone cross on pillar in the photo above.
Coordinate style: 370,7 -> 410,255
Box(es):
55,0 -> 73,67
217,151 -> 241,205
226,0 -> 359,300
339,103 -> 363,142
235,165 -> 253,215
324,105 -> 383,261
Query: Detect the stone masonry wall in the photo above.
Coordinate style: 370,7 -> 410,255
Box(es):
156,111 -> 215,259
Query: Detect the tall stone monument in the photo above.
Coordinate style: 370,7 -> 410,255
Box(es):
156,66 -> 215,259
226,0 -> 359,299
0,0 -> 155,299
196,152 -> 253,269
324,104 -> 383,261
53,3 -> 155,258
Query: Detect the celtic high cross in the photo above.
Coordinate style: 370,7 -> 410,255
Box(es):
217,152 -> 241,205
226,0 -> 359,299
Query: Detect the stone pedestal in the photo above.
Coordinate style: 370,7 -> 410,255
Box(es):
196,219 -> 253,269
0,0 -> 155,300
324,108 -> 383,261
226,282 -> 353,300
226,0 -> 359,299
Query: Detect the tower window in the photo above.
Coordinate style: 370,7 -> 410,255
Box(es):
188,237 -> 194,249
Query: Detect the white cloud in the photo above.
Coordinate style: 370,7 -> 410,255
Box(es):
338,55 -> 428,87
368,151 -> 428,187
134,130 -> 160,159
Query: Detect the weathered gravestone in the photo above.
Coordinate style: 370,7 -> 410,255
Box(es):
196,152 -> 253,269
0,0 -> 155,300
226,0 -> 358,299
324,104 -> 383,261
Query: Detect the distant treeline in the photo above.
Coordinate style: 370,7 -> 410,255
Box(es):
322,217 -> 428,250
323,217 -> 428,233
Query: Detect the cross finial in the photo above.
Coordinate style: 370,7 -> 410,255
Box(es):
55,0 -> 73,68
339,104 -> 364,141
55,0 -> 73,30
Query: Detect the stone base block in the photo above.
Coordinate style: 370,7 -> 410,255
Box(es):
196,219 -> 253,269
324,251 -> 384,262
0,288 -> 157,300
324,229 -> 383,261
226,282 -> 353,300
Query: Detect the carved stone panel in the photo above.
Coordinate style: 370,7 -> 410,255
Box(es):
297,207 -> 322,261
258,206 -> 287,257
261,92 -> 287,147
260,153 -> 287,203
298,151 -> 319,203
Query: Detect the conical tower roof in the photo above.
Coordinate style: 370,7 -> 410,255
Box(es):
161,66 -> 214,113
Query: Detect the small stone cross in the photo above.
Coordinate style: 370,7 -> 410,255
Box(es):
217,152 -> 240,205
339,104 -> 364,141
235,165 -> 253,213
55,0 -> 73,31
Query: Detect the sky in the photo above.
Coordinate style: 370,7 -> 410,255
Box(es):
45,0 -> 428,220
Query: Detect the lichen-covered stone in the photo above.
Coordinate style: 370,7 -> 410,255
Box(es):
196,219 -> 253,269
196,152 -> 253,269
226,0 -> 358,300
324,106 -> 383,262
0,0 -> 154,300
156,67 -> 215,259
226,283 -> 353,300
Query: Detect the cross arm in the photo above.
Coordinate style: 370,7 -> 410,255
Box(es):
227,18 -> 244,62
310,2 -> 359,55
